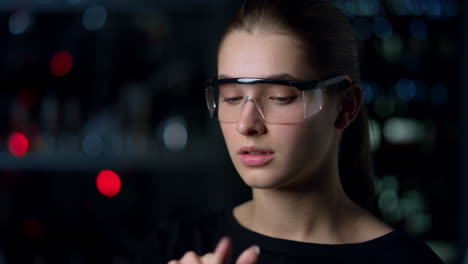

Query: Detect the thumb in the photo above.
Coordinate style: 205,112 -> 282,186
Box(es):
235,245 -> 260,264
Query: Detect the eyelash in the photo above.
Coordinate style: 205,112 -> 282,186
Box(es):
222,96 -> 298,104
270,96 -> 297,104
223,97 -> 243,103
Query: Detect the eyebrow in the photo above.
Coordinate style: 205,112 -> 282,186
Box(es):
218,73 -> 301,81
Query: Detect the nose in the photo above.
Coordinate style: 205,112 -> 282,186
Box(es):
236,99 -> 267,136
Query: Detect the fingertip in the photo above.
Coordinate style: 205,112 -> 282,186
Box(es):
235,246 -> 260,264
219,236 -> 231,245
214,236 -> 233,263
181,251 -> 200,262
214,236 -> 231,253
184,251 -> 197,257
251,245 -> 260,255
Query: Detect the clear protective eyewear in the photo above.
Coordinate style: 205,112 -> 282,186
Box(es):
204,74 -> 351,124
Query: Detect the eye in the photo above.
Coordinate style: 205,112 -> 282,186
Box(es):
222,96 -> 243,104
270,96 -> 297,104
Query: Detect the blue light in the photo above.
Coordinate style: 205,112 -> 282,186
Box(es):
424,0 -> 442,18
395,79 -> 416,101
83,5 -> 107,31
373,17 -> 393,40
9,10 -> 32,35
430,82 -> 448,105
362,82 -> 374,104
362,81 -> 383,104
409,18 -> 428,40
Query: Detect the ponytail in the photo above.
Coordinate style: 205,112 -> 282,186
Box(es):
339,104 -> 375,209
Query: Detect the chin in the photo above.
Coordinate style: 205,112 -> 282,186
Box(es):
237,167 -> 291,189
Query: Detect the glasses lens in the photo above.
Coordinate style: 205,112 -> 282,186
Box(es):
205,85 -> 216,118
303,89 -> 323,119
205,80 -> 324,123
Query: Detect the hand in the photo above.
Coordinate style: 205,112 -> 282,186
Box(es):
167,237 -> 260,264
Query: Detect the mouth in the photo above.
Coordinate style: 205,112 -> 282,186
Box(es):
238,145 -> 274,155
240,151 -> 271,155
238,146 -> 274,167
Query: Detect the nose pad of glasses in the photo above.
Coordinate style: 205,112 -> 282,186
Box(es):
242,96 -> 266,121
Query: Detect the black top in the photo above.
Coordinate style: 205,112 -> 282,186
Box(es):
137,207 -> 444,264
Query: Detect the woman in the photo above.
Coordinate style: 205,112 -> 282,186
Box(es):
139,0 -> 444,263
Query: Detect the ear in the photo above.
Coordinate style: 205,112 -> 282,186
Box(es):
334,84 -> 363,130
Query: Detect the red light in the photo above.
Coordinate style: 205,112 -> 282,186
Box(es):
96,170 -> 122,198
9,132 -> 29,158
50,50 -> 72,76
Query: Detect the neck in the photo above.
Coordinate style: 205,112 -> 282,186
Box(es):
241,159 -> 359,244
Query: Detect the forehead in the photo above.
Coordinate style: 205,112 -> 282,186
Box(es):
217,31 -> 316,80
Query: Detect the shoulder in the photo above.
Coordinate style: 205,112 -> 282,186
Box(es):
135,209 -> 229,264
371,231 -> 444,264
350,206 -> 443,263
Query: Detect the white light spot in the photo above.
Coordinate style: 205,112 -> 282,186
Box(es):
83,5 -> 107,31
383,118 -> 425,144
9,10 -> 32,35
163,118 -> 188,151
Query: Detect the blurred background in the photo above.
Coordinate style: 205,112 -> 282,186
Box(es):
0,0 -> 464,263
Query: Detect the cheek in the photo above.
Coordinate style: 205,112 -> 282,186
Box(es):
273,118 -> 335,162
220,123 -> 238,152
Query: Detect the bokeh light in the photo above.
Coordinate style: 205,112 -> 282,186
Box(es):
9,10 -> 33,35
362,81 -> 383,104
163,117 -> 188,151
50,50 -> 73,77
8,132 -> 29,158
424,0 -> 442,18
395,79 -> 416,101
373,17 -> 393,40
83,5 -> 107,31
96,170 -> 122,198
383,118 -> 425,144
381,34 -> 404,63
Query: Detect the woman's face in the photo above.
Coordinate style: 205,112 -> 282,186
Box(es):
217,30 -> 341,190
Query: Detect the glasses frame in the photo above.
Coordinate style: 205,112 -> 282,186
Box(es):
204,74 -> 352,122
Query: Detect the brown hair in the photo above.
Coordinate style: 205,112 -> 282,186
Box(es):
219,0 -> 375,209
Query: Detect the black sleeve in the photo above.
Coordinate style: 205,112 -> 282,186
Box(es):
379,232 -> 445,264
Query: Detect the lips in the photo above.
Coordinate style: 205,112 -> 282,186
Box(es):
238,145 -> 274,166
238,146 -> 274,155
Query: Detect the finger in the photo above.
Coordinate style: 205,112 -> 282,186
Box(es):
179,251 -> 202,264
213,237 -> 232,264
235,246 -> 260,264
167,260 -> 179,264
200,253 -> 214,263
